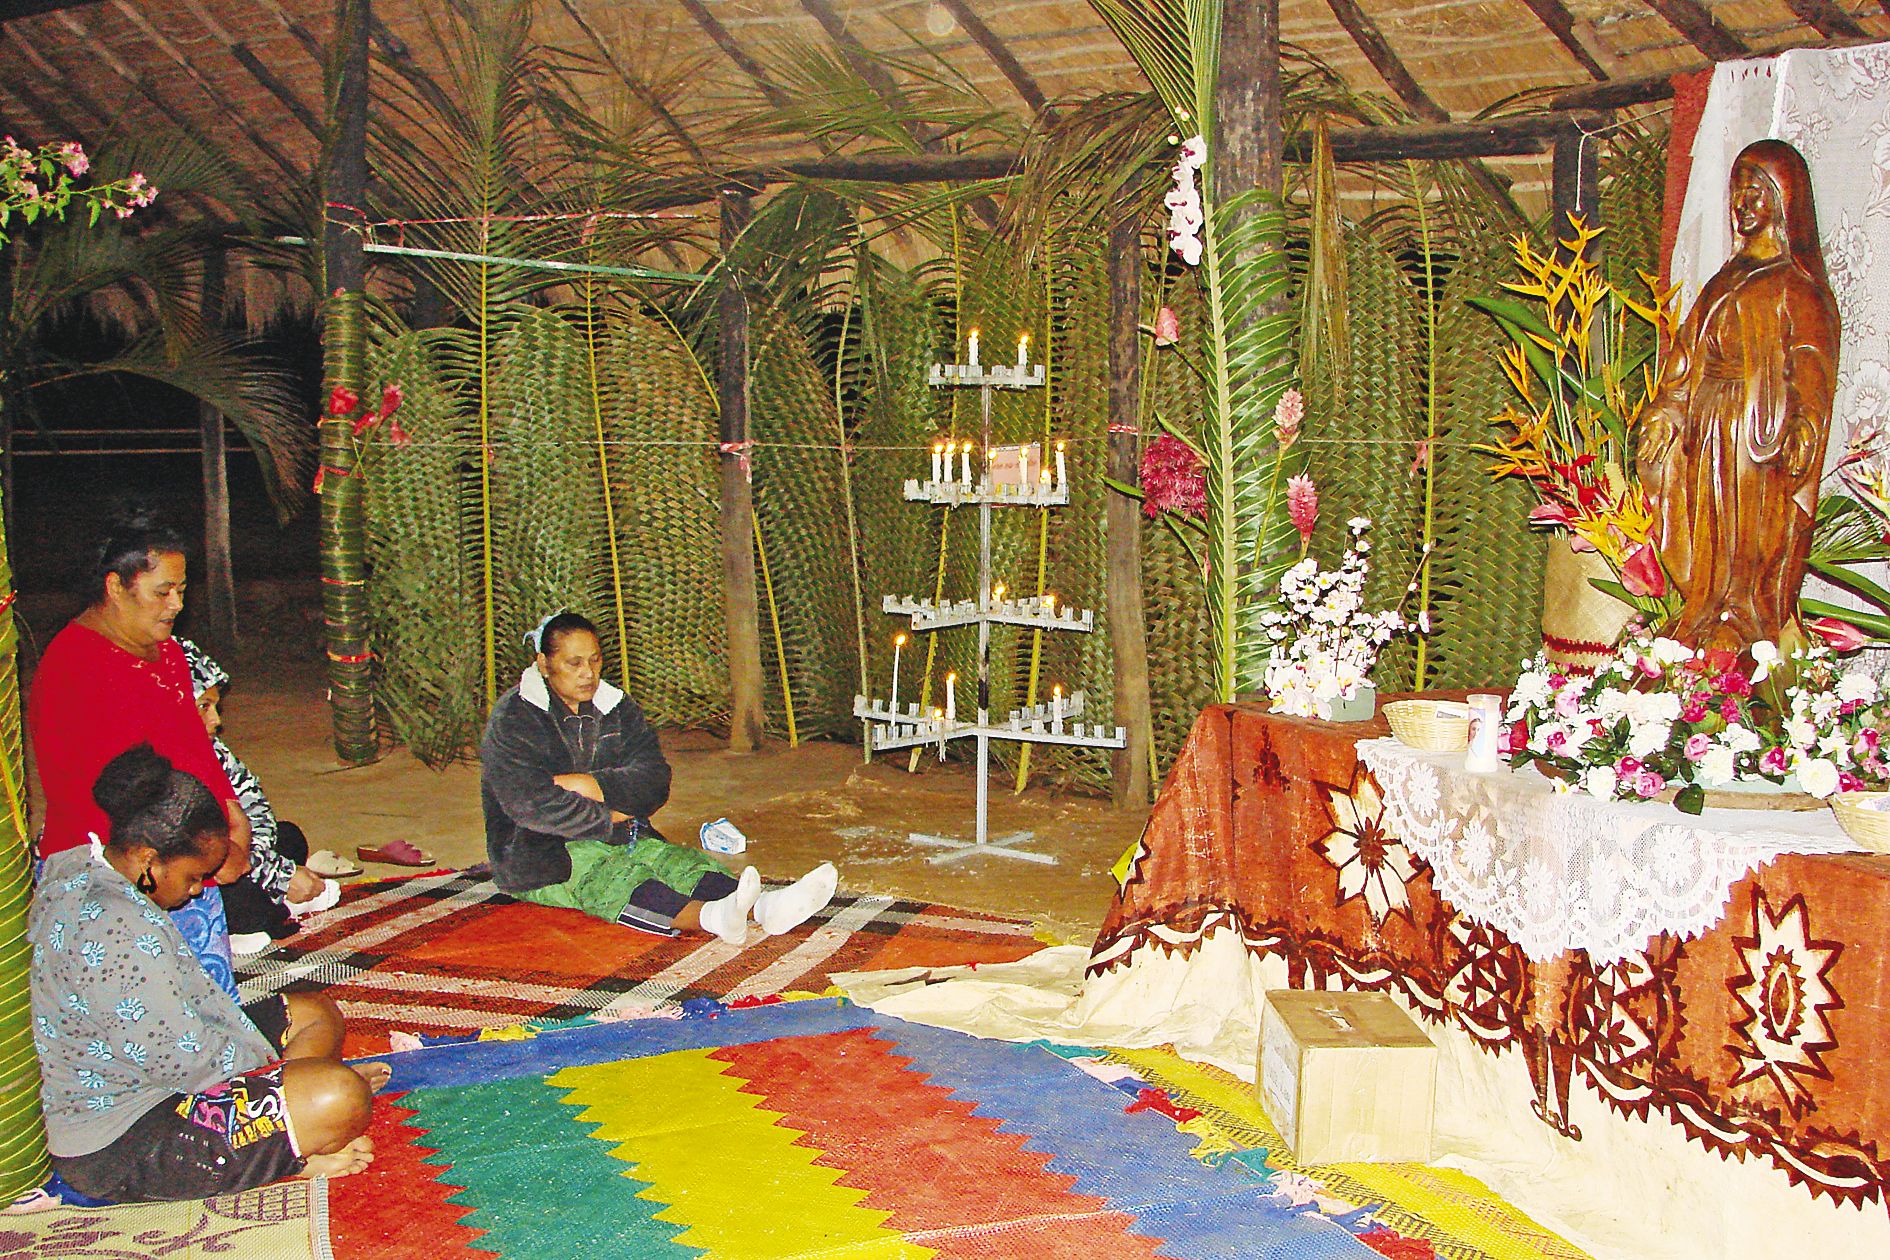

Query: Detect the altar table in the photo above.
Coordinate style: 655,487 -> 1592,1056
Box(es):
1090,702 -> 1890,1237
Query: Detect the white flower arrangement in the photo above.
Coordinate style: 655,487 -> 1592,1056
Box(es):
1505,635 -> 1888,812
1164,134 -> 1206,266
1260,518 -> 1419,718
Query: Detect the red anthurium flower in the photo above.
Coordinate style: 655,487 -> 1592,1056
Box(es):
1808,615 -> 1872,653
1620,544 -> 1666,598
328,386 -> 360,416
388,417 -> 411,447
1528,501 -> 1572,528
1704,647 -> 1738,674
350,411 -> 377,437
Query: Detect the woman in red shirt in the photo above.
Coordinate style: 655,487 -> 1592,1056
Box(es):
28,515 -> 251,871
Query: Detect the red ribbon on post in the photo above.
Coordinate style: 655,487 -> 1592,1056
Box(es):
720,439 -> 754,483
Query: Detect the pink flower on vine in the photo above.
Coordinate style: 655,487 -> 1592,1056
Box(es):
1139,434 -> 1206,520
1287,474 -> 1318,544
54,142 -> 87,176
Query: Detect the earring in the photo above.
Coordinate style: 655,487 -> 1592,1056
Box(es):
135,866 -> 157,896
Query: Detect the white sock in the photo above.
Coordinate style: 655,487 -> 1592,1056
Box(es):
697,866 -> 761,945
753,862 -> 838,937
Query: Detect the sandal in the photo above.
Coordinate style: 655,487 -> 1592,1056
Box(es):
357,841 -> 436,868
306,849 -> 363,878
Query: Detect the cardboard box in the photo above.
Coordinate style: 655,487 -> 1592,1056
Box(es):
1258,989 -> 1437,1164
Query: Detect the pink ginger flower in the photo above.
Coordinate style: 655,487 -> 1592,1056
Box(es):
1809,616 -> 1871,653
1287,475 -> 1318,544
1620,543 -> 1667,598
1152,306 -> 1181,346
1138,435 -> 1206,520
1273,388 -> 1303,449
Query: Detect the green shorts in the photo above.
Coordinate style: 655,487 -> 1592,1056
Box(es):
518,837 -> 735,933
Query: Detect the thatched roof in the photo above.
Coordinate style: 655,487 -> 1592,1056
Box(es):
1,1 -> 1885,209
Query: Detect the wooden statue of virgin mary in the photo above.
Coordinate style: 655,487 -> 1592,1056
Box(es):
1637,139 -> 1840,655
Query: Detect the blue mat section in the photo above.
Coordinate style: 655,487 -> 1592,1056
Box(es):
877,1021 -> 1374,1260
377,999 -> 876,1090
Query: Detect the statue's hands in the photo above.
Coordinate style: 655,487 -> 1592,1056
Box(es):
1783,422 -> 1819,479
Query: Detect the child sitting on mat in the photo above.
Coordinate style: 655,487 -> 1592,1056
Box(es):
480,610 -> 837,941
179,639 -> 344,955
29,744 -> 386,1203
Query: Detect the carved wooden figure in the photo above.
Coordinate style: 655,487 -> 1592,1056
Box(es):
1638,139 -> 1839,654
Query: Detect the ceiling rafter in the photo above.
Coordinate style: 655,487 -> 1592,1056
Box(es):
0,1 -> 102,21
102,1 -> 307,179
3,24 -> 111,130
253,0 -> 327,64
1,79 -> 83,141
1782,0 -> 1869,40
1644,0 -> 1750,60
1511,0 -> 1608,80
935,0 -> 1047,115
174,0 -> 322,139
553,0 -> 709,166
1321,0 -> 1447,122
674,0 -> 791,107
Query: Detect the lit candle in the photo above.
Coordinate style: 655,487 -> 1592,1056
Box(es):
1039,467 -> 1052,494
961,443 -> 973,484
931,442 -> 943,483
1055,440 -> 1067,490
992,582 -> 1006,609
891,632 -> 906,710
1052,684 -> 1064,735
967,329 -> 980,368
946,672 -> 956,724
1016,333 -> 1030,370
1043,592 -> 1056,618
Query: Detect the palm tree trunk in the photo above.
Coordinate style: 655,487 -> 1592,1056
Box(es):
320,0 -> 376,762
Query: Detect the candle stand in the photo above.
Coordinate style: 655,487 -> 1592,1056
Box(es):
852,356 -> 1126,865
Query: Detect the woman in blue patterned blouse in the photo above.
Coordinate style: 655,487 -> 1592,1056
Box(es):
28,744 -> 386,1202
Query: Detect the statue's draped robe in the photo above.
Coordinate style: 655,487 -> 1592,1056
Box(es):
1640,254 -> 1838,651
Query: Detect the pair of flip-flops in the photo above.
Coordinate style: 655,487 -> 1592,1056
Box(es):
306,849 -> 363,878
356,840 -> 436,868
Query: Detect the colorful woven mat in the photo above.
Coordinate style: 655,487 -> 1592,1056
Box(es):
235,869 -> 1047,1056
1087,1047 -> 1589,1260
329,999 -> 1404,1260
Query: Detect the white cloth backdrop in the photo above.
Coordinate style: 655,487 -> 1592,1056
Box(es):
1674,43 -> 1890,470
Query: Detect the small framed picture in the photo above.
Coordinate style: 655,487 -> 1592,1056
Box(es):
985,442 -> 1041,488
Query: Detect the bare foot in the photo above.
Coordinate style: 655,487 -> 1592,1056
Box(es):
352,1061 -> 393,1092
301,1135 -> 375,1179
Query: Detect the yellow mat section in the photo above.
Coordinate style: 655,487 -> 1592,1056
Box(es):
549,1050 -> 931,1260
1105,1047 -> 1588,1260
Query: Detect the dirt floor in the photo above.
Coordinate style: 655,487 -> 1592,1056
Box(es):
230,655 -> 1150,946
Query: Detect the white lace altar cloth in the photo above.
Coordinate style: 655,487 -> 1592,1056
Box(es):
1356,738 -> 1863,964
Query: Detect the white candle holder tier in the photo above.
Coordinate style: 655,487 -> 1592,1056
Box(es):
853,356 -> 1126,866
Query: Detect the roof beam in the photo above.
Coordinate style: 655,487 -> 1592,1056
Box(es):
0,1 -> 101,20
1644,0 -> 1749,60
935,0 -> 1047,115
1322,0 -> 1447,122
101,2 -> 306,179
175,0 -> 323,139
675,0 -> 791,107
254,0 -> 327,63
1511,0 -> 1609,79
553,0 -> 708,165
5,24 -> 114,128
0,80 -> 83,140
1782,0 -> 1868,39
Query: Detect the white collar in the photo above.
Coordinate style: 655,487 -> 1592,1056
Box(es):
517,665 -> 624,716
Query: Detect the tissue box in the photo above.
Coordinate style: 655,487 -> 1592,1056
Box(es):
1258,989 -> 1436,1164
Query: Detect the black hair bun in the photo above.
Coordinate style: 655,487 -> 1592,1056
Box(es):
92,744 -> 171,821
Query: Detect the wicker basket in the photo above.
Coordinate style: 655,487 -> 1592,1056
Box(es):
1831,791 -> 1890,853
1383,699 -> 1471,752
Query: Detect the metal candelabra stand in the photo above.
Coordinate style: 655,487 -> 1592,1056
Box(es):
851,356 -> 1127,865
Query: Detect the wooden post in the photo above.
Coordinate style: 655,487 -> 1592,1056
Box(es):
717,192 -> 767,752
1215,1 -> 1282,235
319,0 -> 376,763
197,247 -> 237,655
1106,212 -> 1154,807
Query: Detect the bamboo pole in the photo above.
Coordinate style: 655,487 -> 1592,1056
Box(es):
319,0 -> 376,763
717,193 -> 767,751
1105,212 -> 1154,807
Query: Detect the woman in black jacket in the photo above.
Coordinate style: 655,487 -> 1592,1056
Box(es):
479,612 -> 835,942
